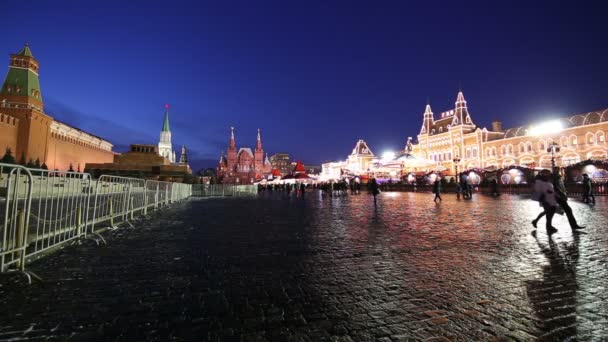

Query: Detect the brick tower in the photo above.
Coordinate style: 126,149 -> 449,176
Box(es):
254,128 -> 264,173
0,43 -> 53,163
226,126 -> 237,171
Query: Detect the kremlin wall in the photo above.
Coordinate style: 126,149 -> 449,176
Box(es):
0,44 -> 191,180
0,44 -> 114,170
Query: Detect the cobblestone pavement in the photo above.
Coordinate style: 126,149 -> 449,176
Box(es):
1,191 -> 608,341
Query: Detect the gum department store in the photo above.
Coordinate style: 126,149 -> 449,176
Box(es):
322,91 -> 608,180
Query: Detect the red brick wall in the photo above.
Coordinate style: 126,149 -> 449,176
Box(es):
0,113 -> 19,158
47,135 -> 115,171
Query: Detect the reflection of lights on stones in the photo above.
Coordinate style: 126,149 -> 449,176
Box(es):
514,175 -> 523,184
500,174 -> 511,184
407,174 -> 416,183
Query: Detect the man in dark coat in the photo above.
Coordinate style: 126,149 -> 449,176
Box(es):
582,174 -> 595,204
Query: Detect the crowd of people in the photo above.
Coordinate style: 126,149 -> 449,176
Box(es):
257,169 -> 599,219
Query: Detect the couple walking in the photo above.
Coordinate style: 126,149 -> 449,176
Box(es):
532,168 -> 585,234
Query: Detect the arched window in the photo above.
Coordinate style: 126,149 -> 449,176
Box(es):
466,148 -> 471,158
538,139 -> 546,151
508,145 -> 513,154
439,127 -> 443,133
527,142 -> 533,152
597,131 -> 605,144
587,132 -> 595,144
501,146 -> 507,155
560,136 -> 568,147
519,143 -> 525,153
472,148 -> 478,158
570,135 -> 577,146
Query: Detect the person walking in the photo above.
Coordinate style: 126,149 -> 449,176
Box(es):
582,173 -> 595,204
460,174 -> 470,199
370,178 -> 380,205
433,179 -> 442,202
490,178 -> 500,197
531,169 -> 559,234
551,167 -> 585,230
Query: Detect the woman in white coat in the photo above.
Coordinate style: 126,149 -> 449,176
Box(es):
531,169 -> 558,234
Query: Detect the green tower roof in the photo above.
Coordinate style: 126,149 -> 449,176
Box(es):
162,105 -> 170,132
1,44 -> 42,100
18,43 -> 34,57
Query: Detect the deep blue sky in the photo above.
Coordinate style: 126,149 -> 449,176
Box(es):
2,1 -> 607,170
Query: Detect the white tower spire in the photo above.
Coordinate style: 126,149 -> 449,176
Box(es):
158,104 -> 175,163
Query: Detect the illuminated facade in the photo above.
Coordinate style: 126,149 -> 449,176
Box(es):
321,140 -> 374,180
158,104 -> 176,163
321,139 -> 435,181
217,127 -> 272,184
322,90 -> 608,180
0,44 -> 114,170
412,91 -> 608,173
269,153 -> 291,175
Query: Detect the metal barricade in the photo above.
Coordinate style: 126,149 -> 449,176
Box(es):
25,169 -> 93,261
171,183 -> 191,202
1,165 -> 198,275
143,180 -> 172,211
89,175 -> 145,232
191,184 -> 258,197
0,163 -> 33,272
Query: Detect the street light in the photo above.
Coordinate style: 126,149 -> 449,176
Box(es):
453,157 -> 461,182
547,142 -> 560,169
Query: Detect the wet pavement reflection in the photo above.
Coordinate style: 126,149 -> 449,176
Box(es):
0,191 -> 607,340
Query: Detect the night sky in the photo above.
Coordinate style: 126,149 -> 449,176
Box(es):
2,1 -> 607,170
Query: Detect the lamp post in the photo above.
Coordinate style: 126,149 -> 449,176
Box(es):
453,157 -> 461,182
547,142 -> 560,169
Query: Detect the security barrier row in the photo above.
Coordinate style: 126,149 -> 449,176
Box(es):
192,184 -> 258,197
0,164 -> 192,276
